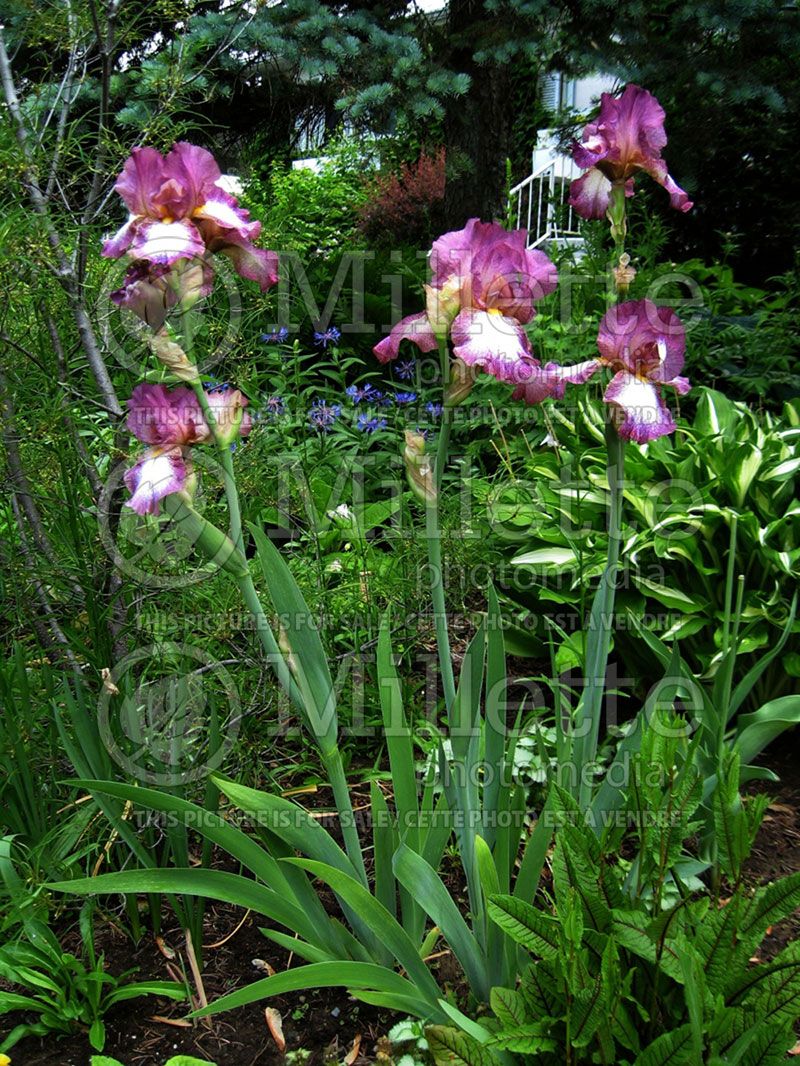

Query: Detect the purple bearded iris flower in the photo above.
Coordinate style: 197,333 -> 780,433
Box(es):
104,142 -> 278,325
513,299 -> 690,443
595,300 -> 690,441
124,382 -> 252,514
373,219 -> 557,390
569,85 -> 693,221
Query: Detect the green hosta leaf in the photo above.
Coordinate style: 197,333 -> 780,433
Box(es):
695,389 -> 736,436
426,1026 -> 498,1066
762,456 -> 800,481
734,695 -> 800,765
487,895 -> 559,960
724,444 -> 763,507
631,575 -> 706,613
510,546 -> 578,571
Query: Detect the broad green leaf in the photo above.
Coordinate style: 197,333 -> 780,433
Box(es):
191,961 -> 428,1018
426,1025 -> 499,1066
735,695 -> 800,765
634,1024 -> 693,1065
631,576 -> 706,613
694,389 -> 735,437
490,986 -> 528,1028
487,895 -> 559,960
48,868 -> 317,945
510,546 -> 578,570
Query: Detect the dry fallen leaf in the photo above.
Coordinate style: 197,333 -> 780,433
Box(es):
252,957 -> 276,975
155,936 -> 176,960
149,1015 -> 192,1028
265,1006 -> 286,1052
343,1033 -> 362,1065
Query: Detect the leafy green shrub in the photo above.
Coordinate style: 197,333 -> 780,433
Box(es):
485,387 -> 800,703
426,717 -> 800,1066
243,135 -> 372,258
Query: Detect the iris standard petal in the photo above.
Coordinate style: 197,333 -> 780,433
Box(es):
126,383 -> 206,447
113,146 -> 167,217
158,142 -> 223,217
597,300 -> 686,381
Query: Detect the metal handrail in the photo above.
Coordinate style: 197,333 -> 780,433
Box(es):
508,156 -> 581,248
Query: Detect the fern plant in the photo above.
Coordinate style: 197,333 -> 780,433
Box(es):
427,715 -> 800,1065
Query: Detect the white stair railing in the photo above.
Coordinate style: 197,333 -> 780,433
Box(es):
508,155 -> 581,248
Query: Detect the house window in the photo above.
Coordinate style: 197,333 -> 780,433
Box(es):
539,72 -> 576,114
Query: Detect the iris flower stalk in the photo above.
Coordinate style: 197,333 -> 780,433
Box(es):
110,143 -> 366,885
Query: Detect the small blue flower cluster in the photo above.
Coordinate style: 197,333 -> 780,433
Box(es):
313,326 -> 342,349
260,327 -> 289,344
308,399 -> 342,432
356,414 -> 388,434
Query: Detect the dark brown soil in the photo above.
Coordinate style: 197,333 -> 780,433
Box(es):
8,903 -> 391,1066
7,741 -> 800,1066
743,743 -> 800,961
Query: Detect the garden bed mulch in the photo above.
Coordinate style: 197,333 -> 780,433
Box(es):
8,739 -> 800,1066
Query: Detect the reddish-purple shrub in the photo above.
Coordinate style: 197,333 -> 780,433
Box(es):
357,148 -> 446,247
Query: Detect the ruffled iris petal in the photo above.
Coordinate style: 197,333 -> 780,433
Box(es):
129,218 -> 206,265
603,371 -> 676,443
103,217 -> 139,259
124,448 -> 187,515
373,312 -> 438,364
511,359 -> 602,404
216,243 -> 279,291
568,168 -> 614,220
194,194 -> 262,243
450,308 -> 532,380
